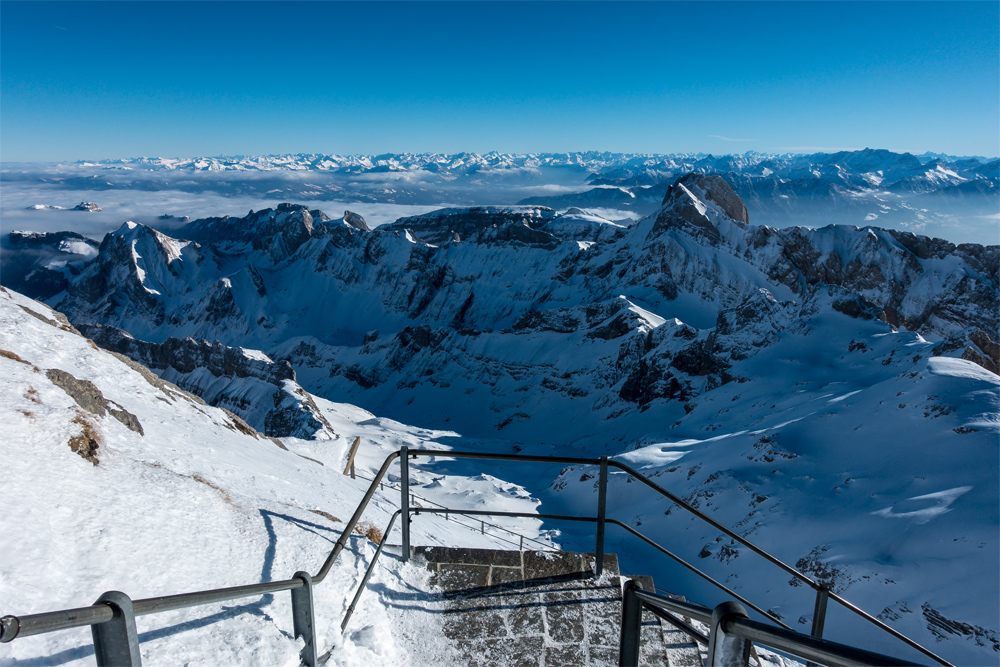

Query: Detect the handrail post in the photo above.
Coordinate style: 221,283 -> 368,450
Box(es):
92,591 -> 141,667
707,601 -> 751,667
400,446 -> 410,561
618,578 -> 643,667
291,572 -> 318,667
806,583 -> 830,667
343,436 -> 362,479
595,455 -> 608,577
810,583 -> 830,638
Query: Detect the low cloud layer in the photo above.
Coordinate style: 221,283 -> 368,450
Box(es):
1,153 -> 996,245
0,185 -> 457,240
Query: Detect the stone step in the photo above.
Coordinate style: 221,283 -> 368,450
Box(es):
414,547 -> 687,667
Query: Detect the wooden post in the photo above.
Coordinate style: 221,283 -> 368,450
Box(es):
343,436 -> 361,479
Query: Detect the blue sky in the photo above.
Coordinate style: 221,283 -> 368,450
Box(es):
1,1 -> 997,161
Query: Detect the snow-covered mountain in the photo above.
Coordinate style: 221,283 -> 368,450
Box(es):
52,149 -> 999,181
3,173 -> 998,663
45,175 -> 998,443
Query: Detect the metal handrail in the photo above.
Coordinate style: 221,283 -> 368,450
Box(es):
0,446 -> 956,667
732,617 -> 924,667
642,603 -> 710,647
352,468 -> 556,552
406,449 -> 821,587
336,499 -> 934,667
374,507 -> 791,630
336,507 -> 789,638
0,450 -> 405,662
403,448 -> 953,667
626,587 -> 926,667
341,510 -> 403,631
635,589 -> 714,624
314,450 -> 401,582
607,518 -> 792,631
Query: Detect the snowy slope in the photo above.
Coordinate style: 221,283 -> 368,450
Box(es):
549,310 -> 999,664
0,287 -> 547,666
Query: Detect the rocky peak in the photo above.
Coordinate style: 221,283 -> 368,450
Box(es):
886,230 -> 956,260
272,205 -> 314,252
73,201 -> 102,212
103,221 -> 190,267
178,204 -> 330,255
52,221 -> 201,330
670,174 -> 750,224
343,210 -> 371,232
650,173 -> 749,243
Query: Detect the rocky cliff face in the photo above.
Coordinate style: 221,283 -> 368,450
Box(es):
383,205 -> 559,246
29,175 -> 1000,446
1,231 -> 100,300
78,323 -> 336,440
176,203 -> 331,255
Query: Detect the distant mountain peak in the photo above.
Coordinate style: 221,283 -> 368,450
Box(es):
343,210 -> 370,232
650,173 -> 749,244
669,173 -> 749,224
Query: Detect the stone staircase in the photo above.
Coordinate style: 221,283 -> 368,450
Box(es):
415,546 -> 703,666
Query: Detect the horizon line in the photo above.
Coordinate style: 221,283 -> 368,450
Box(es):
2,147 -> 998,165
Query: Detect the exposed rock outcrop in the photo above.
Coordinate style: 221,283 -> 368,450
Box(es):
45,367 -> 144,434
79,323 -> 336,440
343,210 -> 370,231
383,206 -> 558,246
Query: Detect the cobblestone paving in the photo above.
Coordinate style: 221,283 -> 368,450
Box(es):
415,547 -> 695,666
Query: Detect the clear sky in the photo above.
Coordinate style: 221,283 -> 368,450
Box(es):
1,1 -> 997,161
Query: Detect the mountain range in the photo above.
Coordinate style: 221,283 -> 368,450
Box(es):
4,148 -> 997,244
1,172 -> 997,663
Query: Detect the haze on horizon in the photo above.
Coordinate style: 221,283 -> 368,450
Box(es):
1,1 -> 998,162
